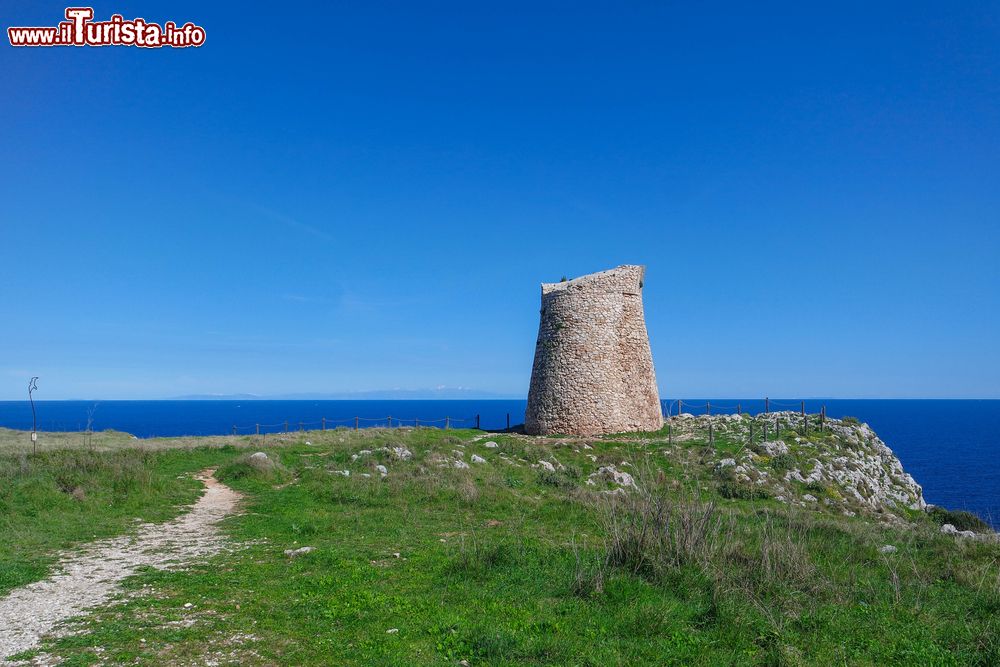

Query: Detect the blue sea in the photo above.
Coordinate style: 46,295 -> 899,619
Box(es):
1,399 -> 997,525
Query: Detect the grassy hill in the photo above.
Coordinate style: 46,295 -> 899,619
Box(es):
1,417 -> 998,665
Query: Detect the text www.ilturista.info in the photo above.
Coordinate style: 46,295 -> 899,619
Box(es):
8,7 -> 205,48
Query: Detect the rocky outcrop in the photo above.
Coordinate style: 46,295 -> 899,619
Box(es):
525,265 -> 662,436
669,412 -> 925,516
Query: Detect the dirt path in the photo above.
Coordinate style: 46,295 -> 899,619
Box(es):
0,471 -> 242,664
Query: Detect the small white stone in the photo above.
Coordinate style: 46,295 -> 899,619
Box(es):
471,454 -> 486,464
284,546 -> 315,557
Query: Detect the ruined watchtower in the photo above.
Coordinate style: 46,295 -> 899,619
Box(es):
524,265 -> 663,436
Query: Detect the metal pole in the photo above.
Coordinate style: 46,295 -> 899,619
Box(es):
28,377 -> 38,454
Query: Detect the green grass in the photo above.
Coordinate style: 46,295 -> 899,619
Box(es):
2,425 -> 999,665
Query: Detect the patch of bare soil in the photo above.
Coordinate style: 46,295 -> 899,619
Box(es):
0,471 -> 241,664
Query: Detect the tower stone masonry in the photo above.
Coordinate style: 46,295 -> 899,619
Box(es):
524,265 -> 663,436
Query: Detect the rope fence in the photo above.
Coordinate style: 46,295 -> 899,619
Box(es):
664,397 -> 832,447
226,412 -> 516,437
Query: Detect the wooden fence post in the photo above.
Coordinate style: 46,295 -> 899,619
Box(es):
445,416 -> 450,430
232,425 -> 236,436
765,397 -> 769,414
354,416 -> 359,431
678,399 -> 683,415
256,423 -> 260,436
322,417 -> 326,431
388,416 -> 392,429
476,414 -> 480,430
299,421 -> 303,432
284,421 -> 288,433
737,403 -> 741,416
801,401 -> 806,435
707,401 -> 711,416
415,417 -> 420,428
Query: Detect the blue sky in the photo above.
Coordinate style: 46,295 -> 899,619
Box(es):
1,1 -> 998,400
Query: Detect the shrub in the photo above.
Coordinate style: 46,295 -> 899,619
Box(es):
217,452 -> 288,483
447,535 -> 515,576
770,453 -> 795,472
927,506 -> 992,533
719,480 -> 770,501
803,480 -> 827,496
503,475 -> 523,489
537,466 -> 581,489
841,416 -> 861,425
571,555 -> 605,598
601,490 -> 723,580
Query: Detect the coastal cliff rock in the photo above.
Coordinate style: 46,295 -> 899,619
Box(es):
665,412 -> 926,517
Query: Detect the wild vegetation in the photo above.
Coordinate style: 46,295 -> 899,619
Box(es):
1,420 -> 998,665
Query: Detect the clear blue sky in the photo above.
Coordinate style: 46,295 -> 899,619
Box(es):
2,1 -> 998,400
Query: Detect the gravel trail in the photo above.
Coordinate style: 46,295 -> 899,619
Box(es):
0,471 -> 241,663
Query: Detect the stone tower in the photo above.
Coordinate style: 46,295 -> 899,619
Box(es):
524,265 -> 662,436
